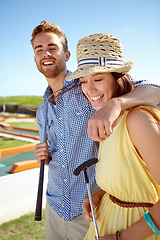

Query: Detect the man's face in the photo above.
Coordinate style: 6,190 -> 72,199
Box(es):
33,32 -> 70,79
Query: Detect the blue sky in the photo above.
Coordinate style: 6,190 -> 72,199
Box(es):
0,0 -> 160,97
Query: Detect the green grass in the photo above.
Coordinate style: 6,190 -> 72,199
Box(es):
0,96 -> 43,107
0,136 -> 32,149
9,122 -> 38,131
0,210 -> 46,240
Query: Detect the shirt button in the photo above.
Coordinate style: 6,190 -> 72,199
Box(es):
62,165 -> 65,168
59,117 -> 62,120
60,149 -> 63,152
77,112 -> 80,115
64,179 -> 67,182
65,194 -> 68,197
61,133 -> 63,136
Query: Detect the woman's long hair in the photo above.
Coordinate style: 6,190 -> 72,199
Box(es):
111,73 -> 134,97
111,73 -> 160,123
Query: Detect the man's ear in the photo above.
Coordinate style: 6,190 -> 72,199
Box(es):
65,51 -> 70,62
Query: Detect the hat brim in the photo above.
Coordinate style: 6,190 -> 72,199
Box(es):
66,62 -> 133,81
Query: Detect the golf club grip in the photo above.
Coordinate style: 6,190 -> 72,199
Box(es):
35,159 -> 45,221
74,158 -> 98,176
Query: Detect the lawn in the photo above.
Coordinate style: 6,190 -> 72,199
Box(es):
9,122 -> 38,131
0,210 -> 46,240
0,96 -> 43,107
0,136 -> 32,149
0,117 -> 38,149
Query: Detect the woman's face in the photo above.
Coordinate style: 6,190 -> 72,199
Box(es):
80,72 -> 117,110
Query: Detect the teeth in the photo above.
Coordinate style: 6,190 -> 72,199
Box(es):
91,95 -> 102,101
43,61 -> 53,65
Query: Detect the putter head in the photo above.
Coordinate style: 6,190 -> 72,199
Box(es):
73,158 -> 98,176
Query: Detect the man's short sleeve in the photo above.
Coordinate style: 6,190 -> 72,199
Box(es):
134,80 -> 160,88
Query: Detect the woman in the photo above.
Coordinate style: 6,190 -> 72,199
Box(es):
66,33 -> 160,240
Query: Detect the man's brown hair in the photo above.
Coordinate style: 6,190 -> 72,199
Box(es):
31,21 -> 68,52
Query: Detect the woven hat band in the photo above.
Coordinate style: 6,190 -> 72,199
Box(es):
78,57 -> 124,68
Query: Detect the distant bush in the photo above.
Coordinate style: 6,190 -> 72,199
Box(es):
0,96 -> 43,107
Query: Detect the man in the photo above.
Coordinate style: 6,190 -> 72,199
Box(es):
31,21 -> 160,240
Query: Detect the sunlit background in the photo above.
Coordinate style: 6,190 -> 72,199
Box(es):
1,0 -> 160,96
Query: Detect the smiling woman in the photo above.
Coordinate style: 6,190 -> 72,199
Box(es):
80,72 -> 133,110
80,72 -> 117,110
66,32 -> 160,240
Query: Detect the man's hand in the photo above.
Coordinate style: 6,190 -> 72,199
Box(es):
88,98 -> 122,142
35,142 -> 50,165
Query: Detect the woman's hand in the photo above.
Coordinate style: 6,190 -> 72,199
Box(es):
82,190 -> 105,222
34,142 -> 50,165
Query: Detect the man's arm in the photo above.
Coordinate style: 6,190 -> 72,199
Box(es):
88,85 -> 160,142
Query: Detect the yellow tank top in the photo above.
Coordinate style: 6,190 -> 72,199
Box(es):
85,107 -> 160,240
96,108 -> 160,203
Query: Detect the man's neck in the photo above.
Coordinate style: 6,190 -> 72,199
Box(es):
46,68 -> 67,97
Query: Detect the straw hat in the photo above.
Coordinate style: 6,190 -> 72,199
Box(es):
66,33 -> 133,81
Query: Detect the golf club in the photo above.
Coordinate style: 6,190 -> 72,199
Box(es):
35,105 -> 48,221
74,158 -> 99,239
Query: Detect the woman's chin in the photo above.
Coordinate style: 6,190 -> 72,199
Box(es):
92,104 -> 103,111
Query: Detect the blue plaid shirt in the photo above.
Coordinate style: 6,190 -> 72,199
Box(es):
36,71 -> 99,221
36,71 -> 160,221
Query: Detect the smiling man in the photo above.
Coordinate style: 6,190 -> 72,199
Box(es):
31,21 -> 160,240
32,29 -> 70,103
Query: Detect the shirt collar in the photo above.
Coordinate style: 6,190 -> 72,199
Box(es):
43,70 -> 74,100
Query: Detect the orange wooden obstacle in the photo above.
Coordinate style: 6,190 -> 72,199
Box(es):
0,144 -> 36,156
9,160 -> 40,173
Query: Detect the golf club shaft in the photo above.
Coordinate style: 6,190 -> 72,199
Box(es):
35,105 -> 48,221
35,159 -> 45,221
86,183 -> 99,239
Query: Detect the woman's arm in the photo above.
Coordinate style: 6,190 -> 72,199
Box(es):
118,108 -> 160,240
88,85 -> 160,142
126,108 -> 160,184
97,108 -> 160,240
